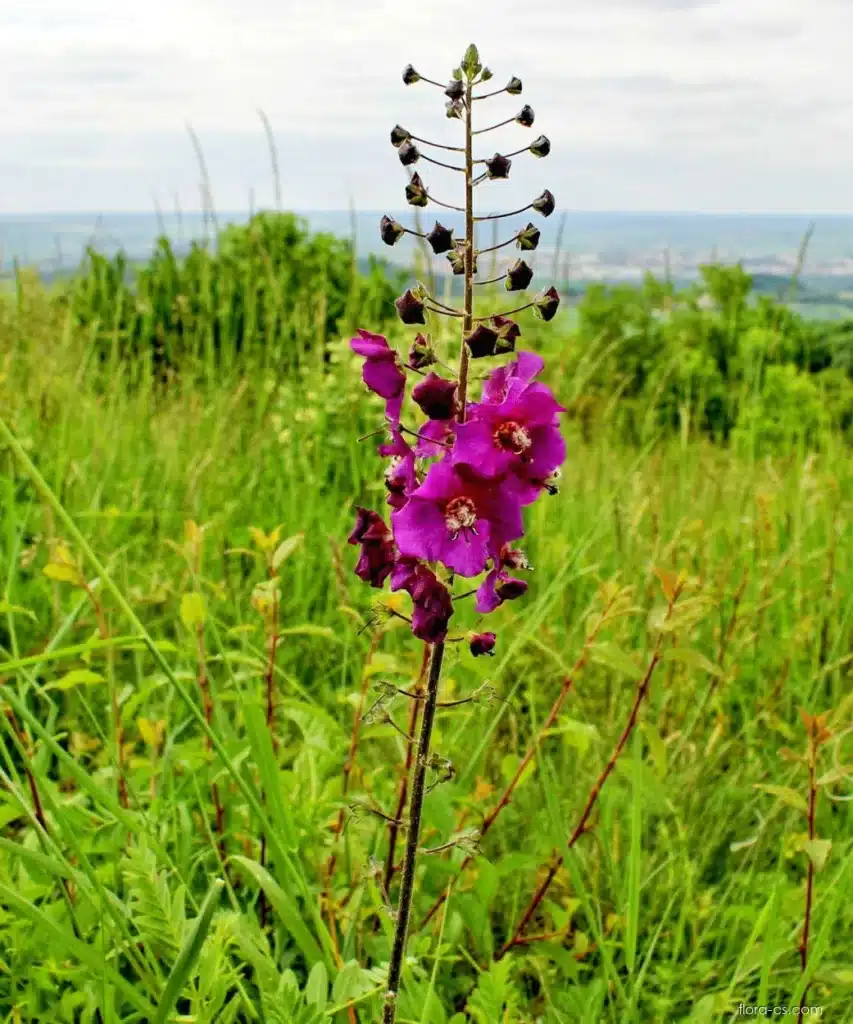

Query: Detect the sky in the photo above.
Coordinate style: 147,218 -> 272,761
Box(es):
0,0 -> 851,214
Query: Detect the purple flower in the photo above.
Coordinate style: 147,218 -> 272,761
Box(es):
470,632 -> 497,657
453,379 -> 566,496
412,372 -> 458,420
485,154 -> 512,180
475,568 -> 529,613
378,429 -> 417,510
413,418 -> 455,458
348,507 -> 396,588
391,559 -> 454,643
482,351 -> 545,404
350,330 -> 406,426
395,289 -> 426,325
392,459 -> 525,577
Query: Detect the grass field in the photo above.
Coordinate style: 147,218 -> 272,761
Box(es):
0,248 -> 851,1023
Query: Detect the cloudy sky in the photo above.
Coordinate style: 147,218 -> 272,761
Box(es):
1,0 -> 850,213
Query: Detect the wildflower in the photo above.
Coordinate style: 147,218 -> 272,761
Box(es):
485,154 -> 512,180
380,215 -> 405,246
469,632 -> 497,656
405,173 -> 429,207
482,350 -> 544,404
391,559 -> 454,643
475,567 -> 529,613
412,372 -> 458,420
492,315 -> 521,349
532,189 -> 555,217
516,105 -> 535,127
350,330 -> 406,425
529,135 -> 551,158
465,323 -> 499,359
426,222 -> 455,255
395,289 -> 427,325
348,507 -> 396,588
414,418 -> 455,458
533,285 -> 560,321
408,333 -> 435,370
447,242 -> 477,275
505,259 -> 534,292
379,429 -> 417,510
516,223 -> 541,251
392,459 -> 525,577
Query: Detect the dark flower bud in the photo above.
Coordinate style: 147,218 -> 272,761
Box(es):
533,285 -> 560,321
390,124 -> 411,147
348,507 -> 396,588
506,76 -> 523,95
426,221 -> 454,255
469,631 -> 497,657
465,323 -> 499,358
516,222 -> 541,251
529,135 -> 551,158
532,189 -> 555,217
485,153 -> 512,180
446,100 -> 465,120
446,243 -> 477,276
398,141 -> 420,166
405,173 -> 429,207
380,215 -> 405,246
496,577 -> 527,601
516,105 -> 535,128
491,315 -> 521,346
395,289 -> 427,325
505,259 -> 534,292
403,64 -> 421,85
412,372 -> 458,420
501,545 -> 532,571
408,333 -> 435,370
479,67 -> 493,82
445,78 -> 465,101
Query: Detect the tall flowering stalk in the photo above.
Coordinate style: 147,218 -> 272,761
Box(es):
348,44 -> 563,1023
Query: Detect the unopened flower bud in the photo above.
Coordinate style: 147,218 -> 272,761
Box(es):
405,173 -> 429,207
462,44 -> 481,79
412,372 -> 458,420
403,64 -> 421,85
398,141 -> 420,166
390,124 -> 411,147
395,289 -> 426,325
408,333 -> 435,370
533,285 -> 560,322
516,105 -> 535,127
469,632 -> 497,657
529,135 -> 551,158
485,153 -> 512,180
446,100 -> 465,120
479,67 -> 493,82
445,78 -> 465,101
516,222 -> 541,251
426,221 -> 454,255
532,189 -> 555,217
506,76 -> 523,95
446,243 -> 477,276
465,323 -> 499,358
380,215 -> 405,246
491,315 -> 521,346
496,577 -> 527,601
505,259 -> 533,292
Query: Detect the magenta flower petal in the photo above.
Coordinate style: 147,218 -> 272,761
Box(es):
452,419 -> 512,479
482,351 -> 545,404
350,329 -> 406,426
475,570 -> 502,613
414,418 -> 455,458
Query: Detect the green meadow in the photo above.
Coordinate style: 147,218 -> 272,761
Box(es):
0,213 -> 851,1022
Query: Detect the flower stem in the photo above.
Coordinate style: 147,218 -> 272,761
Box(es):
798,724 -> 818,1013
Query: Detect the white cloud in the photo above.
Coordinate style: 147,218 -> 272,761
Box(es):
0,0 -> 850,211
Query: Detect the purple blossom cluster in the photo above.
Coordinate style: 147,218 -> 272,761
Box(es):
348,331 -> 565,655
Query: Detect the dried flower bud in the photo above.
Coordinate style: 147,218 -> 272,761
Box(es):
469,632 -> 497,657
412,372 -> 458,420
479,67 -> 493,82
485,154 -> 512,180
533,285 -> 560,322
395,289 -> 426,325
491,315 -> 521,346
506,76 -> 523,95
403,64 -> 421,85
390,124 -> 411,147
380,215 -> 405,246
516,105 -> 535,128
408,333 -> 435,370
446,243 -> 477,276
465,323 -> 499,358
505,259 -> 534,292
529,135 -> 551,158
446,100 -> 465,120
405,173 -> 429,207
398,141 -> 420,166
532,189 -> 555,217
426,221 -> 454,255
516,222 -> 541,251
445,78 -> 465,101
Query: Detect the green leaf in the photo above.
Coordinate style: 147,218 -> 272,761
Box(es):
180,592 -> 206,629
305,961 -> 328,1009
152,877 -> 224,1024
802,837 -> 832,872
663,647 -> 722,676
272,532 -> 304,570
278,624 -> 336,639
43,562 -> 80,584
590,641 -> 643,680
752,784 -> 808,813
47,668 -> 105,690
242,697 -> 298,851
0,601 -> 37,621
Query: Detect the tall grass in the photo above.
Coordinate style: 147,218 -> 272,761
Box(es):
0,226 -> 851,1022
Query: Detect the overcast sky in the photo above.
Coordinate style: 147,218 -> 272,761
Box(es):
1,0 -> 850,214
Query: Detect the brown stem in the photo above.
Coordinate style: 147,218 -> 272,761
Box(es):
495,584 -> 683,958
419,598 -> 617,931
195,623 -> 228,871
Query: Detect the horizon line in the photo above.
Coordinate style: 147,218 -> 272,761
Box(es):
2,208 -> 853,218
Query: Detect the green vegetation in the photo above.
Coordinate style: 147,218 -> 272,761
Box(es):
0,213 -> 852,1022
